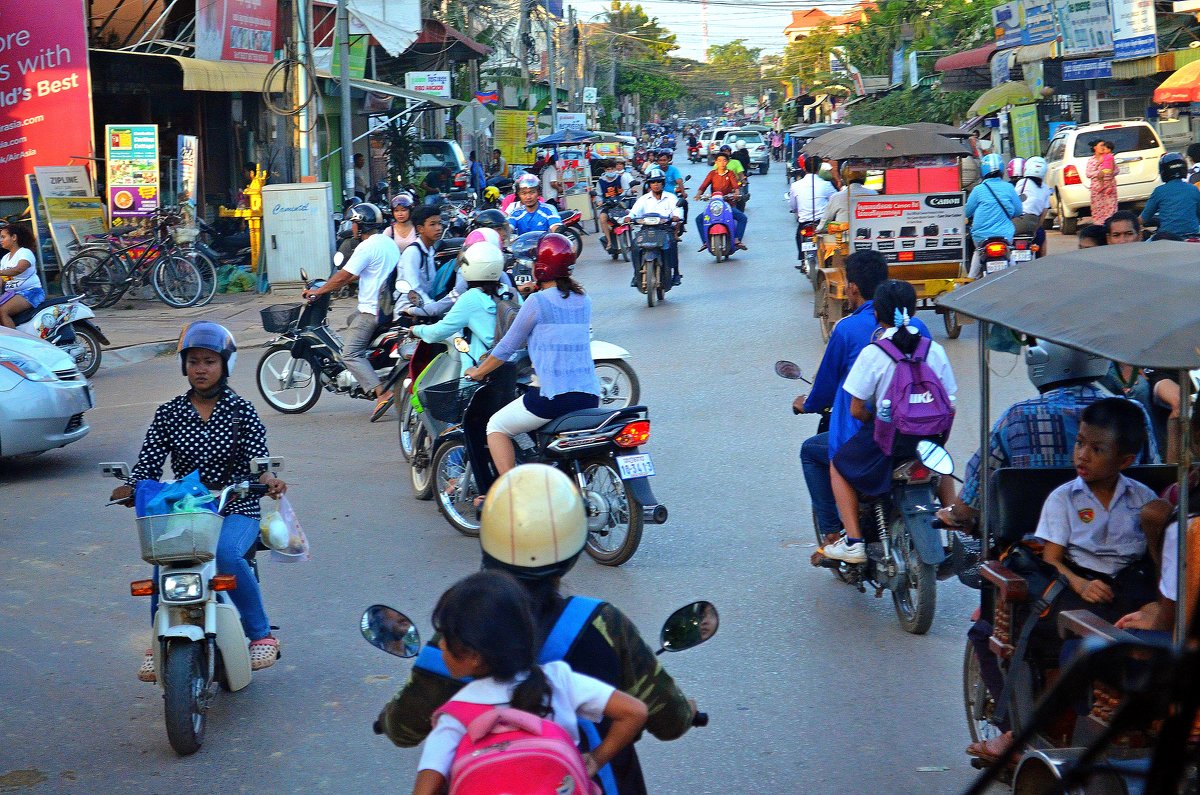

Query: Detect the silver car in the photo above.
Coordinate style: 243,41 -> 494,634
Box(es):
0,326 -> 92,457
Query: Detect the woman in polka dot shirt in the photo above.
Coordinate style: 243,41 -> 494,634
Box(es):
110,322 -> 287,681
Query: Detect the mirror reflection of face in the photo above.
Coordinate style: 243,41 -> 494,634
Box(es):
698,604 -> 718,640
364,606 -> 421,658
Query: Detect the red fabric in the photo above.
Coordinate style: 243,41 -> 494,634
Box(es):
699,170 -> 740,197
935,43 -> 997,73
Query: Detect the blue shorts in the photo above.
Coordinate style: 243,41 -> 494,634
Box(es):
0,287 -> 43,308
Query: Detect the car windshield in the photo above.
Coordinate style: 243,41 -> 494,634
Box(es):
726,133 -> 764,145
1072,126 -> 1160,157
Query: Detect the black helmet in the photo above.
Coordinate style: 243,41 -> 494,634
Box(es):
1159,152 -> 1187,182
347,202 -> 388,231
178,321 -> 237,378
473,208 -> 510,233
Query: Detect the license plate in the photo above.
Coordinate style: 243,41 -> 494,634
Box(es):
1012,249 -> 1033,262
616,453 -> 655,479
985,261 -> 1007,274
801,241 -> 816,252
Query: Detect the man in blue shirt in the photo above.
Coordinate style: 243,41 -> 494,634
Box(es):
655,149 -> 688,229
793,251 -> 930,544
1140,152 -> 1200,237
965,153 -> 1023,277
507,173 -> 562,235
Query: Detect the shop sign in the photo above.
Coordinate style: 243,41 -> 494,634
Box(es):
582,87 -> 598,104
0,0 -> 94,198
43,196 -> 106,264
1010,104 -> 1041,158
1111,0 -> 1157,60
404,71 -> 451,98
848,193 -> 967,266
177,135 -> 198,223
993,2 -> 1028,48
195,0 -> 278,64
1062,56 -> 1113,79
105,124 -> 160,228
494,109 -> 539,167
992,52 -> 1013,86
1054,0 -> 1113,57
1021,0 -> 1058,44
555,113 -> 587,132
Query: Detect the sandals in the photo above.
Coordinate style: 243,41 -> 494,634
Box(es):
249,636 -> 280,671
965,732 -> 1013,762
370,394 -> 394,423
138,649 -> 156,683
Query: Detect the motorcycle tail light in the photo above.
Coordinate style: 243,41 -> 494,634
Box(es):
454,172 -> 467,188
801,225 -> 815,238
130,579 -> 156,596
614,420 -> 650,448
1063,165 -> 1082,186
984,241 -> 1008,258
210,574 -> 237,591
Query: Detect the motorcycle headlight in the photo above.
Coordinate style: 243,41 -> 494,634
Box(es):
0,353 -> 58,382
161,573 -> 204,602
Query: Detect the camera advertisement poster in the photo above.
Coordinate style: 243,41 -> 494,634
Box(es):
849,193 -> 966,266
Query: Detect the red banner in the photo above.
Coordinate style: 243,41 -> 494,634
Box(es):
196,0 -> 278,64
0,0 -> 94,197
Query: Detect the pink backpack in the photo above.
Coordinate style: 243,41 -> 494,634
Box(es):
871,335 -> 955,455
433,701 -> 600,795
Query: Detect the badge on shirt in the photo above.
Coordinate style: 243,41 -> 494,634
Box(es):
1078,508 -> 1095,524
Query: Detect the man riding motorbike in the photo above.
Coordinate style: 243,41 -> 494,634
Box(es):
597,159 -> 636,255
376,464 -> 698,795
1140,152 -> 1200,238
788,160 -> 837,270
693,153 -> 748,251
628,167 -> 684,287
655,149 -> 688,229
817,163 -> 876,233
507,173 -> 563,235
730,140 -> 752,173
965,153 -> 1023,277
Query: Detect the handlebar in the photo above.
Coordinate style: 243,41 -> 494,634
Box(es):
692,711 -> 709,727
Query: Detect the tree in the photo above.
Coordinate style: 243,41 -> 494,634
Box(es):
704,39 -> 763,100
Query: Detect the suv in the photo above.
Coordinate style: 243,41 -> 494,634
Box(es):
706,128 -> 770,173
414,140 -> 473,198
1044,120 -> 1164,235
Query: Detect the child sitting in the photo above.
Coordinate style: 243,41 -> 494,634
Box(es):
823,280 -> 957,563
412,571 -> 648,795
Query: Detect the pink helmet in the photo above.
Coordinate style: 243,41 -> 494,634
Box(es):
1006,157 -> 1026,180
464,227 -> 502,248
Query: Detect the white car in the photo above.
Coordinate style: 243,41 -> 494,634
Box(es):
1045,121 -> 1164,235
0,326 -> 92,457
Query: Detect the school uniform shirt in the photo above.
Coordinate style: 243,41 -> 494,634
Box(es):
789,175 -> 838,223
629,191 -> 683,222
1015,177 -> 1052,217
417,660 -> 615,777
343,232 -> 399,316
842,326 -> 957,412
398,237 -> 439,309
1034,474 -> 1156,576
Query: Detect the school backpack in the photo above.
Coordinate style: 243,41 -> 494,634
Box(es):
492,292 -> 521,347
433,701 -> 600,795
872,335 -> 955,455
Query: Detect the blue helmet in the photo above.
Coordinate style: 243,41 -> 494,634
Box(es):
178,321 -> 237,377
981,153 -> 1005,178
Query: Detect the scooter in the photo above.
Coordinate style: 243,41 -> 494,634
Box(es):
700,194 -> 737,263
797,221 -> 818,277
11,295 -> 108,378
631,213 -> 679,308
978,236 -> 1015,275
101,457 -> 287,755
687,143 -> 702,163
558,209 -> 586,258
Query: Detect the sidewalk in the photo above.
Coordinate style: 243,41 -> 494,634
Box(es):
93,287 -> 306,370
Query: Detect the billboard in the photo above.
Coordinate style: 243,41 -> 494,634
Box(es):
196,0 -> 278,63
848,193 -> 967,266
1022,0 -> 1058,44
993,2 -> 1027,48
494,109 -> 538,167
1055,0 -> 1113,56
404,71 -> 452,97
1111,0 -> 1157,60
555,113 -> 587,132
106,125 -> 160,229
0,0 -> 94,197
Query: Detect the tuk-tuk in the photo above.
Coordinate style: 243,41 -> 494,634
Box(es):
938,242 -> 1199,794
803,125 -> 973,341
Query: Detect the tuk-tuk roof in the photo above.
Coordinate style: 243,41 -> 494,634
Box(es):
803,125 -> 971,159
938,241 -> 1200,369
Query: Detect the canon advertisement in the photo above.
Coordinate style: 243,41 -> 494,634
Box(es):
849,193 -> 966,266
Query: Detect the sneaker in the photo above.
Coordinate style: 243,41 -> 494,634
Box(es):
138,649 -> 156,683
822,537 -> 866,564
671,274 -> 682,286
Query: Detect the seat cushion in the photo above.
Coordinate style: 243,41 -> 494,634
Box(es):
539,407 -> 629,435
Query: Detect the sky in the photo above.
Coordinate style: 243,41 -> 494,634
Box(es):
564,0 -> 863,61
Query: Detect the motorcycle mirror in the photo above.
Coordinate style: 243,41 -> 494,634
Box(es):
916,440 -> 955,475
407,290 -> 424,308
360,605 -> 421,659
685,174 -> 692,182
333,252 -> 344,268
774,360 -> 809,383
657,601 -> 719,655
453,337 -> 471,354
300,268 -> 309,282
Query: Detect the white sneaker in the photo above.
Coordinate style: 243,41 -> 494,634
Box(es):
822,537 -> 866,564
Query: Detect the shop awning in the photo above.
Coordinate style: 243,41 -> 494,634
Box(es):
1113,56 -> 1159,80
967,80 -> 1038,116
1014,41 -> 1058,64
935,43 -> 997,73
91,49 -> 287,92
1155,58 -> 1200,103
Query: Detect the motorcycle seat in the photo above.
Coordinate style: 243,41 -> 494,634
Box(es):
539,406 -> 643,435
11,295 -> 71,326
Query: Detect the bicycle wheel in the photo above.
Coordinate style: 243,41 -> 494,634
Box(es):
62,251 -> 121,308
151,254 -> 203,308
187,249 -> 219,307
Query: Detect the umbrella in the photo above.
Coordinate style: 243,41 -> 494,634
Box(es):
803,125 -> 970,159
905,122 -> 973,139
526,129 -> 596,149
1154,59 -> 1200,104
967,81 -> 1038,117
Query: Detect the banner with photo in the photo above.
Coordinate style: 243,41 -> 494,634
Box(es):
1054,0 -> 1113,57
195,0 -> 278,63
105,124 -> 160,229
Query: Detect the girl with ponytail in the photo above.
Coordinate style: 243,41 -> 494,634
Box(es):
413,571 -> 648,794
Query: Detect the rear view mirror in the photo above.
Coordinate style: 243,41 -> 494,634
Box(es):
658,601 -> 719,654
250,456 -> 283,474
360,605 -> 421,658
917,440 -> 955,475
333,252 -> 344,268
99,461 -> 131,479
453,337 -> 471,354
300,268 -> 310,282
774,360 -> 808,382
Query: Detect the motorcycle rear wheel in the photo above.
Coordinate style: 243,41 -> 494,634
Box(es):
963,638 -> 1001,744
256,345 -> 321,413
432,438 -> 481,536
398,396 -> 418,461
72,325 -> 102,378
410,423 -> 434,500
943,309 -> 962,340
563,226 -> 583,258
595,359 -> 640,409
580,456 -> 644,566
645,258 -> 658,307
891,522 -> 937,634
163,641 -> 207,756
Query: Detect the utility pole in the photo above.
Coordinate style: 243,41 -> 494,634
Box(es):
545,10 -> 559,131
519,0 -> 532,108
296,0 -> 314,177
336,0 -> 353,200
566,6 -> 577,112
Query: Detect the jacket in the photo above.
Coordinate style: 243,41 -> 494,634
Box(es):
965,177 -> 1022,243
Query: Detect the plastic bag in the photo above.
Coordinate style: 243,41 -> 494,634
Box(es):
260,495 -> 310,562
135,470 -> 217,517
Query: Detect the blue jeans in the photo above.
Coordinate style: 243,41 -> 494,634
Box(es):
800,432 -> 842,536
695,209 -> 747,244
151,513 -> 271,641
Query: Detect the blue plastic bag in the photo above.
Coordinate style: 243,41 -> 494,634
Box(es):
134,470 -> 217,517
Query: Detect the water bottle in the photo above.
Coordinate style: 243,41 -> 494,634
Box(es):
878,398 -> 892,423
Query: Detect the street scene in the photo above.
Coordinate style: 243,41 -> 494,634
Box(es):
2,0 -> 1200,792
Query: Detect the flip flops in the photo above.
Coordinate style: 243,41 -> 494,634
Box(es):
138,649 -> 156,683
370,394 -> 394,423
965,732 -> 1013,762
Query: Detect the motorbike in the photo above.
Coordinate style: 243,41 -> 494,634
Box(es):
777,359 -> 958,635
978,236 -> 1014,275
736,176 -> 751,213
797,220 -> 818,276
11,295 -> 107,377
255,268 -> 410,414
599,196 -> 635,262
440,197 -> 476,239
631,213 -> 679,308
687,143 -> 702,163
101,457 -> 289,755
557,209 -> 586,258
1011,233 -> 1038,263
194,218 -> 251,271
700,194 -> 737,263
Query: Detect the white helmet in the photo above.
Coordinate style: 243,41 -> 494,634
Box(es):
1024,156 -> 1048,180
459,241 -> 505,282
1006,157 -> 1026,180
516,173 -> 540,191
736,141 -> 747,151
480,464 -> 587,580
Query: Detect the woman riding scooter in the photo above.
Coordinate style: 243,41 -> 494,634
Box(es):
0,222 -> 43,328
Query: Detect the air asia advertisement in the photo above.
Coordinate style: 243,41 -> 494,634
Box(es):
849,193 -> 967,265
0,0 -> 94,197
196,0 -> 278,63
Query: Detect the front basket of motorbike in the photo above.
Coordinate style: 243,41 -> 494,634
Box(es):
420,379 -> 481,424
260,304 -> 303,333
136,511 -> 224,565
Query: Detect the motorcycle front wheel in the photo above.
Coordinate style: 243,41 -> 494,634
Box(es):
595,359 -> 640,409
398,395 -> 418,461
890,521 -> 937,634
163,641 -> 207,756
644,257 -> 658,307
410,422 -> 434,500
432,438 -> 481,536
580,456 -> 644,566
963,638 -> 1001,744
71,324 -> 102,378
256,345 -> 321,413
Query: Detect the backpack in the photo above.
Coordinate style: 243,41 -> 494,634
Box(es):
433,700 -> 600,795
492,292 -> 521,347
872,335 -> 955,455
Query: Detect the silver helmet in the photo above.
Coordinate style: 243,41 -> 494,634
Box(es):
1025,341 -> 1109,390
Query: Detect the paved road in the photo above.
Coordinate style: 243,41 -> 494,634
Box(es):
1,159 -> 1044,793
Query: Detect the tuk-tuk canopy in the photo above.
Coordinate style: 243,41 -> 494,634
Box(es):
803,125 -> 971,160
938,242 -> 1200,370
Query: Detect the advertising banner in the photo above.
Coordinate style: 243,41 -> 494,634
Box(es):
196,0 -> 278,63
1055,0 -> 1113,56
848,193 -> 967,266
32,165 -> 94,266
177,135 -> 198,224
993,2 -> 1028,48
1111,0 -> 1157,60
35,165 -> 92,198
0,0 -> 93,198
1062,57 -> 1113,79
555,113 -> 587,132
105,125 -> 160,229
1022,0 -> 1058,44
43,196 -> 106,263
494,109 -> 539,167
1010,104 -> 1041,158
404,71 -> 451,97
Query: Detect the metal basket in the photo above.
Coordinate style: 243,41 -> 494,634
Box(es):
136,511 -> 224,565
951,532 -> 983,590
260,304 -> 303,333
420,379 -> 481,424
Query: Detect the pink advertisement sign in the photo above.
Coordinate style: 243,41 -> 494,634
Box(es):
196,0 -> 278,64
0,0 -> 94,197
